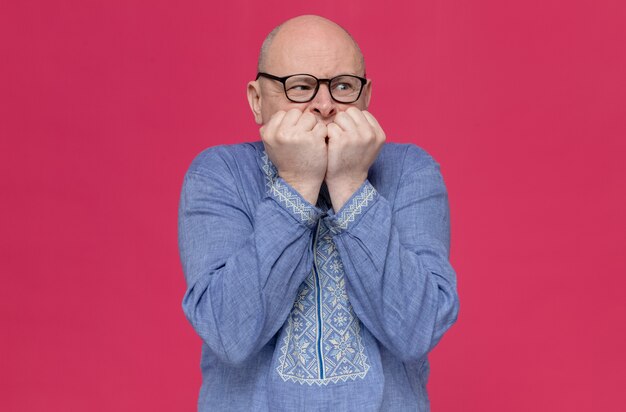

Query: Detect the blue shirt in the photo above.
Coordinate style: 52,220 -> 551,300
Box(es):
178,141 -> 459,411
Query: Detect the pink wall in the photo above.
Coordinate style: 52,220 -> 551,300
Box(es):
2,1 -> 625,411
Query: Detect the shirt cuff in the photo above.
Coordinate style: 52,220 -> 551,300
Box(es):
267,176 -> 324,229
323,180 -> 379,234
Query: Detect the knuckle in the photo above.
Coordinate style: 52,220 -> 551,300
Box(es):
260,127 -> 271,141
359,124 -> 374,140
275,129 -> 288,143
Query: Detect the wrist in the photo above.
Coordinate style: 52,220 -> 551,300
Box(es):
325,175 -> 367,193
325,176 -> 367,212
281,177 -> 322,205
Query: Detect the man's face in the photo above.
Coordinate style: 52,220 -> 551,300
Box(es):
248,21 -> 371,126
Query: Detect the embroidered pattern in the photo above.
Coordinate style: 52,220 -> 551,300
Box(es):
258,148 -> 372,385
261,151 -> 320,227
276,222 -> 370,385
333,182 -> 378,231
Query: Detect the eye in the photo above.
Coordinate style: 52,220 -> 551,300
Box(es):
288,83 -> 314,91
332,81 -> 357,94
285,75 -> 318,93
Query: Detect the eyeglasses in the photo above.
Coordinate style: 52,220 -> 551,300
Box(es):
256,72 -> 367,103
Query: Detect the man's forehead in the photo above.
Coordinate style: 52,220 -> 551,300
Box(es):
267,44 -> 362,76
259,15 -> 365,76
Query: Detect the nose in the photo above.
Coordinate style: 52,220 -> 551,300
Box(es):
308,83 -> 337,122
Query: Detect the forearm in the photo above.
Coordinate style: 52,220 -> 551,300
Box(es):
332,203 -> 458,361
179,165 -> 324,364
324,168 -> 459,362
181,198 -> 314,364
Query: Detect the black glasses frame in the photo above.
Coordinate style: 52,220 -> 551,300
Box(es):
256,72 -> 367,103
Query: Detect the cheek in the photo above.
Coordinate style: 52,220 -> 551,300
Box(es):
260,101 -> 281,124
354,99 -> 368,111
260,104 -> 274,124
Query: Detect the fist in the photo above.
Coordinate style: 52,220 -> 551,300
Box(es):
260,108 -> 328,204
326,107 -> 385,184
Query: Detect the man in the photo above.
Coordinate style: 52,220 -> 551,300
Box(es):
178,15 -> 459,411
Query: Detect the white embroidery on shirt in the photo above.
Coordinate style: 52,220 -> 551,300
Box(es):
259,148 -> 372,386
261,151 -> 319,227
334,182 -> 377,230
276,222 -> 370,385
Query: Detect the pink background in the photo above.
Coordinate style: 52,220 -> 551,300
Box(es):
2,1 -> 625,411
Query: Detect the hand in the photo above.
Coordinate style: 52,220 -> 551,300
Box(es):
325,108 -> 385,210
260,108 -> 328,205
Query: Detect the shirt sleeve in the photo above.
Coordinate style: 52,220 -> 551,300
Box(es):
178,148 -> 323,365
322,147 -> 460,363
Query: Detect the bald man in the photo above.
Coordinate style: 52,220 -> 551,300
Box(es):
178,15 -> 459,412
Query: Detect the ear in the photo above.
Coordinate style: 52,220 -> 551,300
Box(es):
247,80 -> 263,125
362,79 -> 372,109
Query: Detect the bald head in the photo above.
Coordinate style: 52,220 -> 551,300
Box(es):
257,15 -> 365,76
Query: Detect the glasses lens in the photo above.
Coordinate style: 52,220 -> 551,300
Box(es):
330,76 -> 363,103
284,75 -> 318,102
